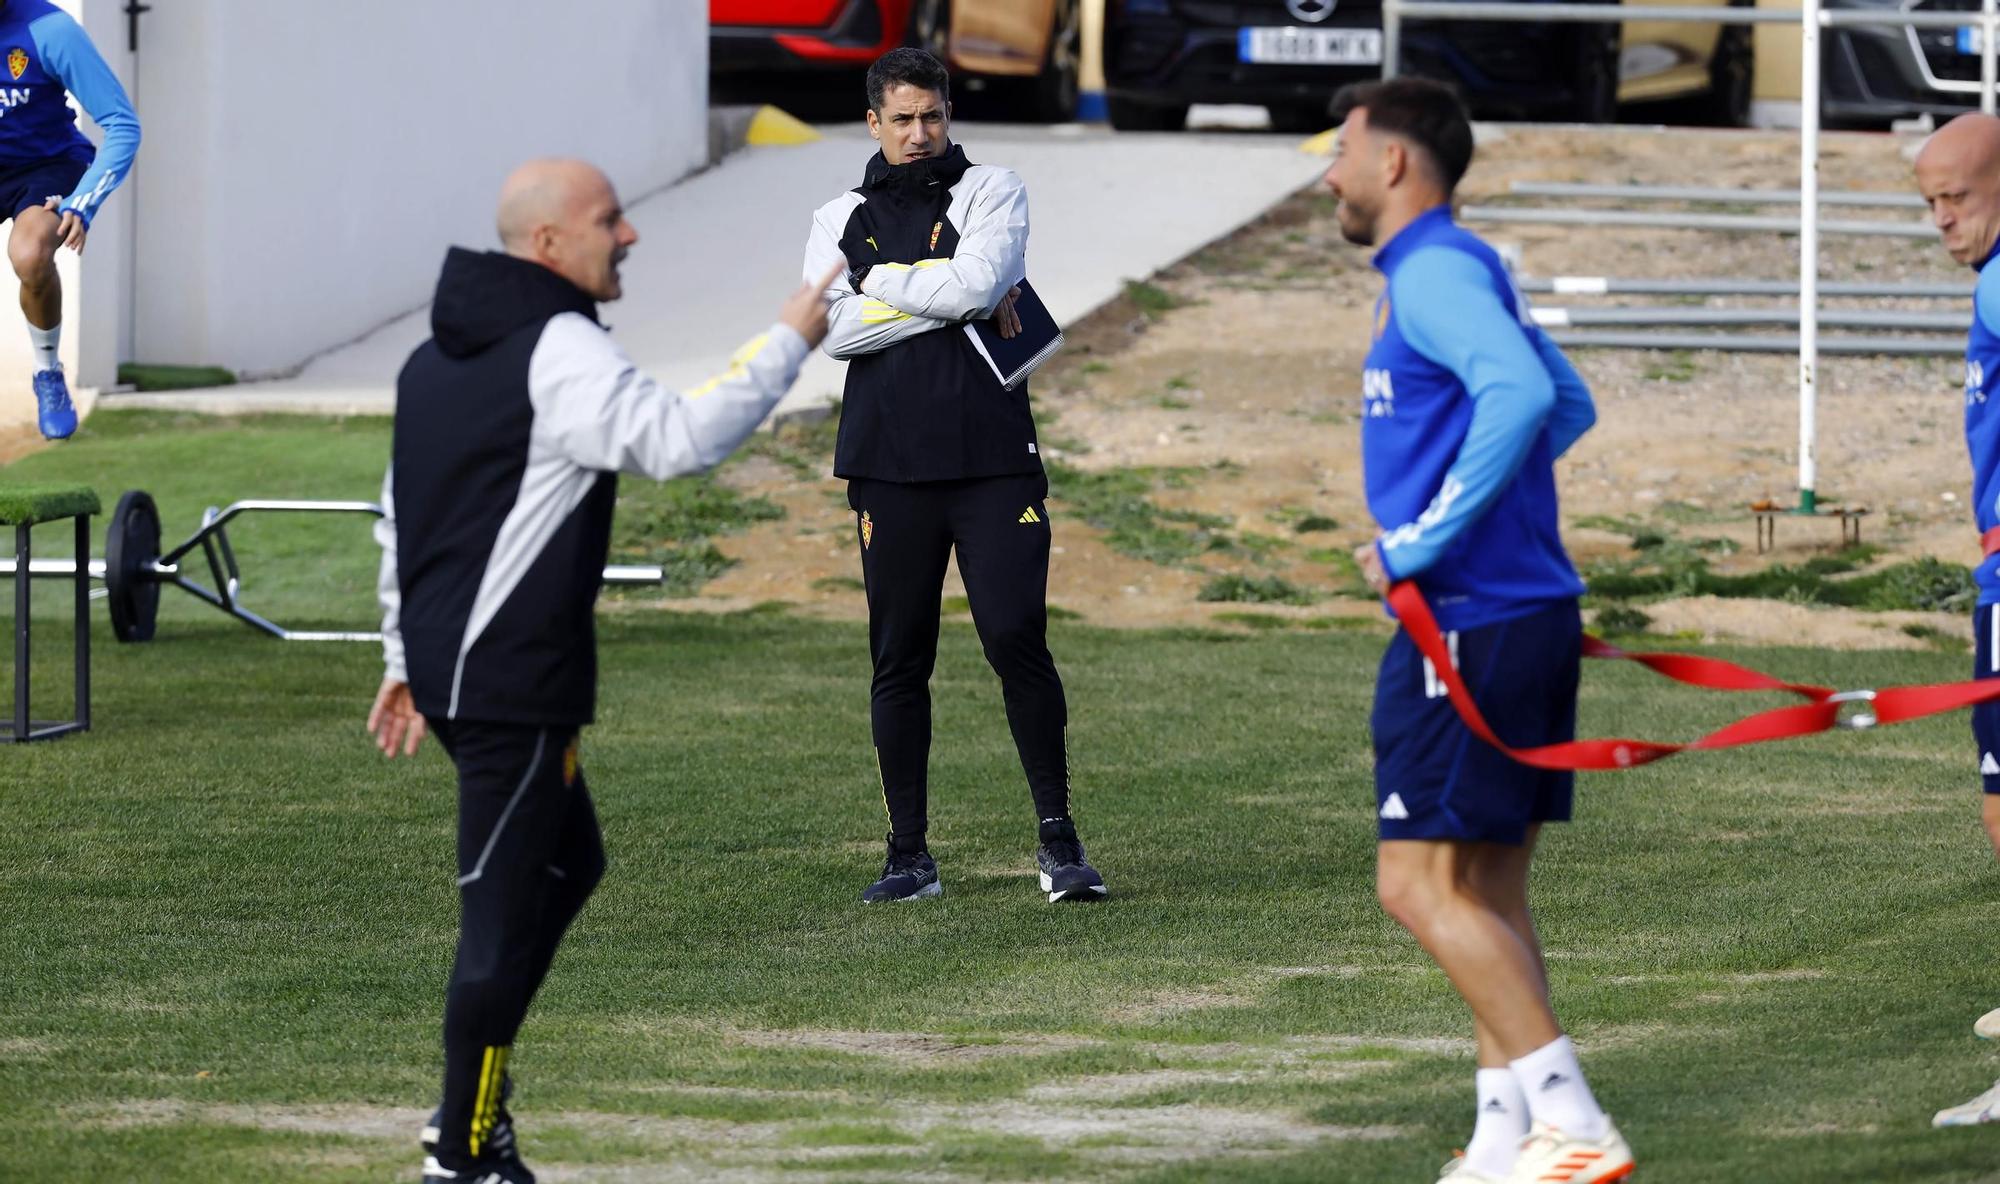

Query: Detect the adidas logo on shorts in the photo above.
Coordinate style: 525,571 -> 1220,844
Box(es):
1983,752 -> 1998,776
1379,792 -> 1410,821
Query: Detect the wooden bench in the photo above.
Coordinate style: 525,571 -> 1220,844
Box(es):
1750,503 -> 1868,555
0,484 -> 99,742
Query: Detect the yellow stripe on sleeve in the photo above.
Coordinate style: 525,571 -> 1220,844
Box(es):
686,334 -> 770,399
872,258 -> 949,274
860,299 -> 911,325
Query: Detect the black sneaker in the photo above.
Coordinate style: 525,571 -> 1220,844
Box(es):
420,1078 -> 525,1178
861,835 -> 942,903
420,1154 -> 536,1183
1036,819 -> 1107,903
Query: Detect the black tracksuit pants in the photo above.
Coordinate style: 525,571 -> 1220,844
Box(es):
848,472 -> 1070,847
428,720 -> 605,1168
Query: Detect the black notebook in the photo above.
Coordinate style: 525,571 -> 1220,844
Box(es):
964,279 -> 1064,391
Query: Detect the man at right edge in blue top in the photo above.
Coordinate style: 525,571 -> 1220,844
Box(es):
1913,111 -> 2000,1129
1324,78 -> 1629,1183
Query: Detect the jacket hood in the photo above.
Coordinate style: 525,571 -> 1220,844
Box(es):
861,142 -> 972,194
429,248 -> 599,359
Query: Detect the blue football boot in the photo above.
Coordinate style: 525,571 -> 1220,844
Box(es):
33,368 -> 75,440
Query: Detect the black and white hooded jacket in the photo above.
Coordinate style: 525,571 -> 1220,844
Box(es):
804,143 -> 1043,483
375,247 -> 807,727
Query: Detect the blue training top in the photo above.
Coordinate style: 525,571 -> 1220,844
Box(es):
1966,243 -> 2000,605
1362,205 -> 1595,632
0,0 -> 138,226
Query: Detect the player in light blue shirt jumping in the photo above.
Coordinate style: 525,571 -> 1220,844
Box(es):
1325,77 -> 1631,1184
0,0 -> 138,439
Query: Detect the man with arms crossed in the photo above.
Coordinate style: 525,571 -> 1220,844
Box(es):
1913,111 -> 2000,1129
1326,79 -> 1628,1183
366,158 -> 837,1183
803,47 -> 1105,904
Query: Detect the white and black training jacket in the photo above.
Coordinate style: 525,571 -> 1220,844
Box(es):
375,247 -> 807,727
804,142 -> 1043,483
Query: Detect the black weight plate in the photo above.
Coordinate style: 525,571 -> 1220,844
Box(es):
106,489 -> 161,643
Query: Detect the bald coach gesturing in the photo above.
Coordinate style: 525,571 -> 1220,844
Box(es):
366,158 -> 839,1184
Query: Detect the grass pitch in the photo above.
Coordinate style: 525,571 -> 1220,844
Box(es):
1,413 -> 1996,1182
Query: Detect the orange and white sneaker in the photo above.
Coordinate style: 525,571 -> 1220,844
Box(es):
1501,1120 -> 1635,1184
1437,1151 -> 1506,1181
1975,1006 -> 2000,1040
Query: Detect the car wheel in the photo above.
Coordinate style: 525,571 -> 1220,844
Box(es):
1018,0 -> 1082,122
1108,97 -> 1190,131
1566,22 -> 1620,123
1269,102 -> 1333,134
1691,21 -> 1754,126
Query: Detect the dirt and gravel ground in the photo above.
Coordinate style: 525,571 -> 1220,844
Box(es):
669,124 -> 1980,650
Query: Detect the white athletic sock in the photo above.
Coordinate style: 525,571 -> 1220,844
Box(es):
1509,1035 -> 1609,1141
27,323 -> 58,373
1464,1067 -> 1530,1176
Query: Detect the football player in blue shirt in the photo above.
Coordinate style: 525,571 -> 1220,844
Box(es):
1915,112 -> 2000,872
1913,109 -> 2000,1130
1325,78 -> 1629,1184
0,0 -> 138,439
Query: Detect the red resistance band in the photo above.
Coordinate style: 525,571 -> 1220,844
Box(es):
1386,581 -> 2000,771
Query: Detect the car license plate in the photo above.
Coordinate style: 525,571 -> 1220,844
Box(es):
1238,26 -> 1383,65
1959,24 -> 1988,54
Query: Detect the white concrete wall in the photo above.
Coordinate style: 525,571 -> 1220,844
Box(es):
69,0 -> 133,392
129,0 -> 707,379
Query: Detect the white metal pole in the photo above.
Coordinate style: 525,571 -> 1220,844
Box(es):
1799,0 -> 1820,512
1383,0 -> 1401,78
1983,0 -> 1996,114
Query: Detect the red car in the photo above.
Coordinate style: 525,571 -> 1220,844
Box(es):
711,0 -> 1081,122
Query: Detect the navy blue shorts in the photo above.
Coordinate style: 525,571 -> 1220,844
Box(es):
0,154 -> 87,221
1372,598 -> 1581,845
1972,604 -> 2000,794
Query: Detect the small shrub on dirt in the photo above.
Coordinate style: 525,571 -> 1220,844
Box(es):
1124,280 -> 1187,319
615,477 -> 783,551
1213,611 -> 1291,630
1583,549 -> 1972,614
1235,532 -> 1293,561
1642,351 -> 1698,383
1844,557 -> 1979,614
1592,604 -> 1654,634
1197,573 -> 1321,606
1902,623 -> 1970,651
612,475 -> 787,595
659,544 -> 737,597
1302,615 -> 1380,631
1047,461 -> 1234,568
